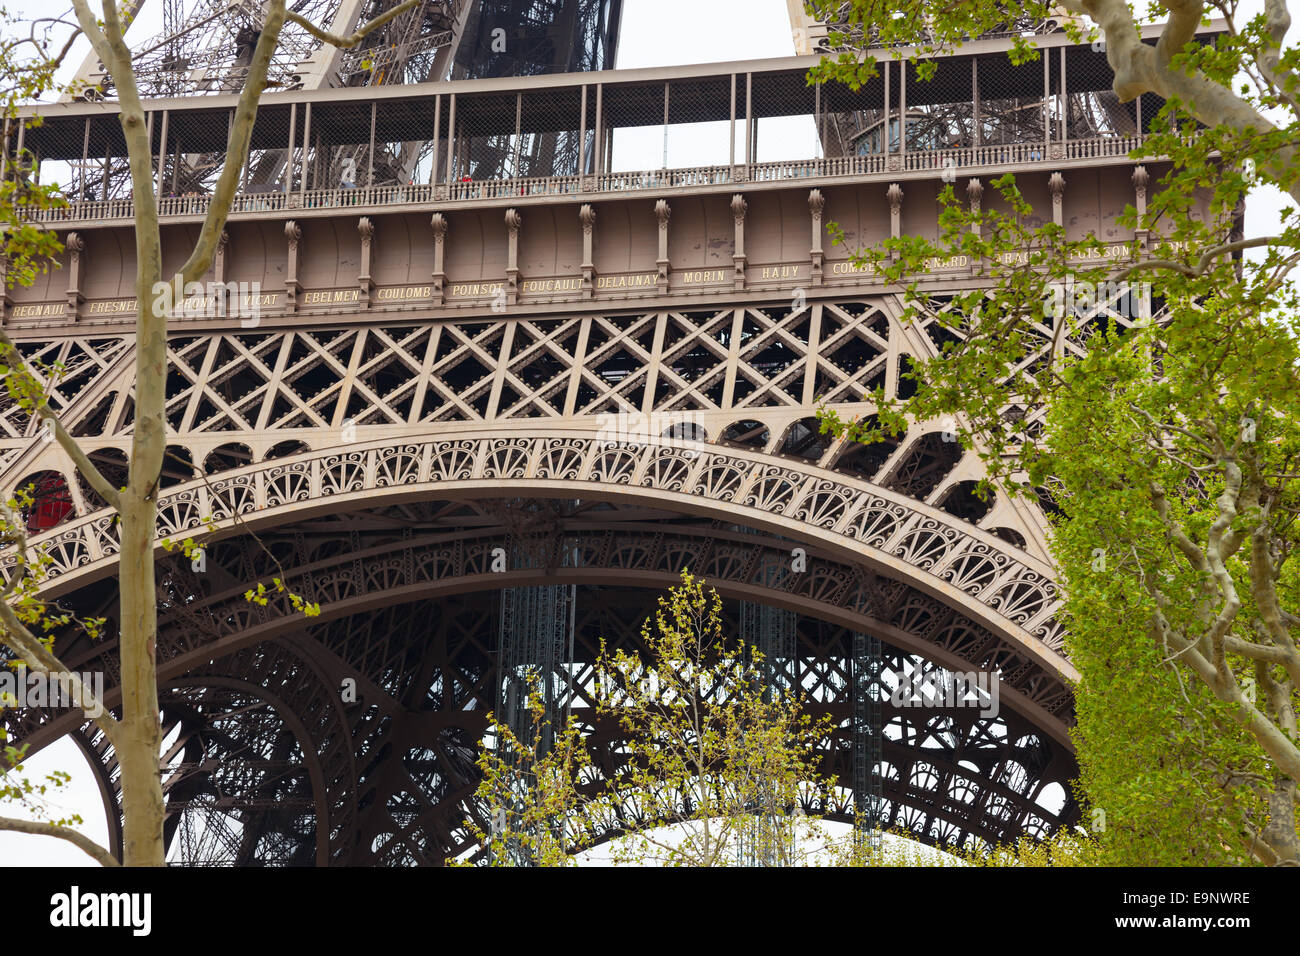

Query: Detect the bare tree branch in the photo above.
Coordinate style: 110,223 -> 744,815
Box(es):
1258,0 -> 1300,113
0,816 -> 118,865
1112,237 -> 1280,281
285,0 -> 423,49
1156,0 -> 1206,69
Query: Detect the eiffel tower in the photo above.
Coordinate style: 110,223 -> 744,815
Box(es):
1,1 -> 1211,864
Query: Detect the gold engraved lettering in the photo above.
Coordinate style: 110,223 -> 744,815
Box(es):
449,282 -> 505,297
923,255 -> 968,270
680,270 -> 725,284
376,286 -> 430,301
304,290 -> 361,305
596,273 -> 656,289
11,303 -> 62,318
87,299 -> 138,315
521,278 -> 581,293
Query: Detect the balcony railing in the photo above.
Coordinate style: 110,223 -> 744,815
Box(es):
20,135 -> 1148,226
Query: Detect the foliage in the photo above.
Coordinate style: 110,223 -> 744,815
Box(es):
824,826 -> 1101,867
1,729 -> 80,831
466,571 -> 836,866
813,1 -> 1300,864
593,571 -> 835,866
460,684 -> 600,867
0,6 -> 69,288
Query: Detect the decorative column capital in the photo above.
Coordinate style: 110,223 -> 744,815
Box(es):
886,183 -> 903,214
505,209 -> 522,304
579,205 -> 598,299
64,232 -> 85,321
579,204 -> 597,298
808,189 -> 826,287
1048,172 -> 1065,227
1132,165 -> 1150,249
214,229 -> 230,284
430,214 -> 448,305
654,200 -> 671,292
358,217 -> 375,308
730,194 -> 749,291
0,252 -> 11,326
886,184 -> 903,255
967,179 -> 985,276
284,221 -> 303,312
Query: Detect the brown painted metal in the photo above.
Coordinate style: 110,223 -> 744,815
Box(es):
0,35 -> 1206,862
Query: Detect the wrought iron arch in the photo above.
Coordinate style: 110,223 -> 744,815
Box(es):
11,503 -> 1079,864
10,432 -> 1070,677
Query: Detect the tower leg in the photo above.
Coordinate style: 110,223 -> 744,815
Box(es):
853,632 -> 883,857
492,537 -> 576,865
737,601 -> 797,866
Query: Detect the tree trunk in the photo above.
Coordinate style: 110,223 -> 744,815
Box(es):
1263,778 -> 1300,866
115,492 -> 165,866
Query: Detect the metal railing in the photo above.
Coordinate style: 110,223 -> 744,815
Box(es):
20,135 -> 1148,225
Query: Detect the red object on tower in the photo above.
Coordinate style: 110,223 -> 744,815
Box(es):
24,472 -> 74,534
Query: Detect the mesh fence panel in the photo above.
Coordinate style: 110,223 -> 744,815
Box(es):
1063,44 -> 1138,138
12,30 -> 1218,223
976,53 -> 1048,148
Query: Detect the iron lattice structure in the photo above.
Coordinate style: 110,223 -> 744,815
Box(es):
852,631 -> 883,852
0,22 -> 1218,865
2,276 -> 1151,864
64,0 -> 467,200
735,600 -> 801,866
13,31 -> 1187,220
70,0 -> 469,98
491,509 -> 577,865
55,0 -> 624,199
7,511 -> 1080,863
451,0 -> 621,79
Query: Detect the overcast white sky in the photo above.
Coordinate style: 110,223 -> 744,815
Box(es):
0,0 -> 1292,866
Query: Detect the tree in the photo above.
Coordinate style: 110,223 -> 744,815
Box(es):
465,572 -> 835,866
0,0 -> 425,866
460,683 -> 600,867
0,4 -> 113,868
811,2 -> 1300,863
824,826 -> 1101,867
593,572 -> 834,866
